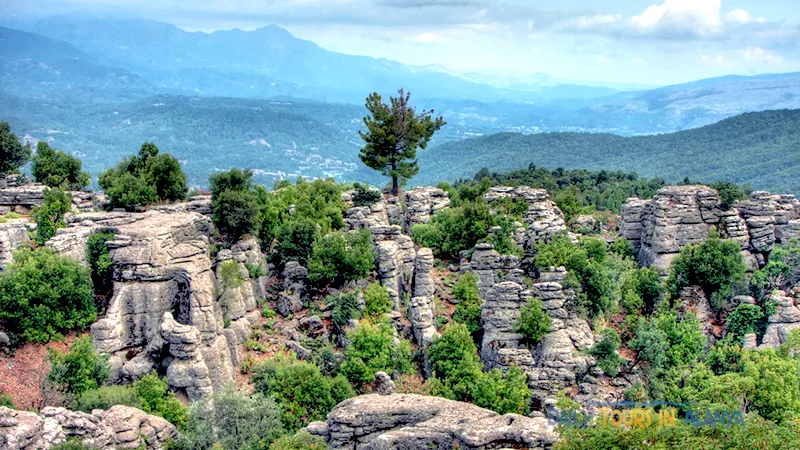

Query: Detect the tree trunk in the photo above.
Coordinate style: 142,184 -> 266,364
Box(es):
392,176 -> 399,197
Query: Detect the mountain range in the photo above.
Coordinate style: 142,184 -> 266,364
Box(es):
1,15 -> 799,190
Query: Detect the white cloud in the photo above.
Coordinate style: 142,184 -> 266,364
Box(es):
741,46 -> 783,64
725,8 -> 765,24
701,54 -> 726,64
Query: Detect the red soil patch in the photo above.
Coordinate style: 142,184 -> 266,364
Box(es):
0,332 -> 83,411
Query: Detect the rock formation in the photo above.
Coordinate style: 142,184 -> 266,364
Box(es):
48,209 -> 265,401
408,248 -> 438,348
620,186 -> 800,270
760,290 -> 800,349
460,243 -> 520,297
0,184 -> 47,213
0,218 -> 30,270
403,186 -> 450,232
0,405 -> 177,450
304,394 -> 558,450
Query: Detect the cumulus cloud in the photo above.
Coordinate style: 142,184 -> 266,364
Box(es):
741,46 -> 783,64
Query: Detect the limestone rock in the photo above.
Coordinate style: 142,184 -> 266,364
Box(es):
403,187 -> 450,232
461,243 -> 519,297
308,394 -> 557,450
373,372 -> 396,395
760,291 -> 800,349
0,184 -> 47,213
0,405 -> 177,450
0,219 -> 30,270
408,248 -> 439,348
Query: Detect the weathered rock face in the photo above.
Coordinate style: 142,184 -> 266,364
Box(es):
620,186 -> 800,270
479,273 -> 595,411
372,225 -> 416,309
305,394 -> 558,450
0,184 -> 47,213
0,405 -> 178,450
760,290 -> 800,349
403,187 -> 450,232
461,243 -> 520,297
408,248 -> 438,348
0,174 -> 27,189
50,209 -> 265,401
0,219 -> 30,270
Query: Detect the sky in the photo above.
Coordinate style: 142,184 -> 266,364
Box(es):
2,0 -> 799,86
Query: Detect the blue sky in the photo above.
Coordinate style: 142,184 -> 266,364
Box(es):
2,0 -> 799,86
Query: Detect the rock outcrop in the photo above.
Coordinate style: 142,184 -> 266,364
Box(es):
49,209 -> 265,400
620,186 -> 800,270
305,394 -> 557,450
460,243 -> 521,297
0,184 -> 47,213
760,290 -> 800,349
403,187 -> 450,232
0,405 -> 177,450
408,248 -> 438,348
0,219 -> 30,270
371,225 -> 416,309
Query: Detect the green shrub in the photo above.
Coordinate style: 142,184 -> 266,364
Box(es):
210,169 -> 260,243
308,230 -> 375,284
667,233 -> 746,305
708,181 -> 749,210
73,385 -> 141,412
452,272 -> 484,334
47,336 -> 109,399
330,292 -> 361,330
0,391 -> 15,408
269,432 -> 328,450
99,142 -> 187,210
134,372 -> 189,429
219,260 -> 244,289
340,321 -> 412,385
86,231 -> 115,295
0,121 -> 32,173
245,262 -> 266,279
253,356 -> 353,432
363,282 -> 392,319
427,323 -> 483,400
50,441 -> 92,450
175,385 -> 285,450
472,366 -> 531,415
513,298 -> 552,344
631,313 -> 705,374
727,304 -> 766,343
588,328 -> 623,377
273,219 -> 320,268
0,247 -> 95,343
609,237 -> 636,259
32,141 -> 90,190
351,182 -> 381,207
31,187 -> 73,244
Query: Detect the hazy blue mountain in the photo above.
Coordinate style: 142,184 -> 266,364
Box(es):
26,15 -> 619,103
417,109 -> 800,194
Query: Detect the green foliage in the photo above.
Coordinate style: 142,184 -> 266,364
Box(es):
0,392 -> 15,409
451,272 -> 484,334
31,188 -> 73,244
50,441 -> 92,450
513,298 -> 552,344
269,432 -> 328,450
667,234 -> 746,305
210,168 -> 259,242
340,321 -> 412,385
609,237 -> 636,260
0,121 -> 31,173
245,262 -> 266,279
727,304 -> 766,343
632,313 -> 706,374
308,231 -> 375,284
31,141 -> 90,189
351,182 -> 381,207
99,142 -> 187,210
588,328 -> 623,377
47,336 -> 109,398
219,260 -> 244,289
362,282 -> 392,319
134,372 -> 189,429
359,89 -> 445,195
273,219 -> 320,268
708,180 -> 750,210
86,231 -> 115,295
471,366 -> 531,415
0,247 -> 95,343
174,385 -> 284,450
74,385 -> 141,412
252,356 -> 354,432
751,239 -> 800,296
330,292 -> 361,330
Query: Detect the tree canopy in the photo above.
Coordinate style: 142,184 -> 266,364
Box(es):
31,141 -> 90,190
0,121 -> 31,174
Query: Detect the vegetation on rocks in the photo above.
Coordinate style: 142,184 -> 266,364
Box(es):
31,141 -> 90,190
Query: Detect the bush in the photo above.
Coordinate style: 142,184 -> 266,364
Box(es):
351,182 -> 381,207
427,323 -> 483,400
99,142 -> 186,210
32,141 -> 90,190
0,391 -> 15,408
340,321 -> 412,385
86,231 -> 115,295
472,366 -> 531,415
252,356 -> 353,432
47,336 -> 109,399
363,282 -> 392,319
272,219 -> 320,268
330,292 -> 361,330
219,260 -> 245,289
452,272 -> 484,334
175,385 -> 285,450
727,304 -> 766,343
412,200 -> 496,257
0,121 -> 31,173
308,230 -> 375,284
513,298 -> 552,344
213,188 -> 259,242
134,372 -> 189,429
631,313 -> 705,373
0,247 -> 96,343
269,432 -> 328,450
708,181 -> 749,210
588,328 -> 623,377
31,188 -> 73,244
50,441 -> 92,450
73,386 -> 141,412
667,234 -> 746,304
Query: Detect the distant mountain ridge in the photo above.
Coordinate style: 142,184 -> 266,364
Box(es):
417,109 -> 800,194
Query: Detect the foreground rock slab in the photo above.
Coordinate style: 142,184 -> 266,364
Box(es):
305,393 -> 558,449
0,405 -> 177,449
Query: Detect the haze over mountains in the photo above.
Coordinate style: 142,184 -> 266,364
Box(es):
1,15 -> 800,189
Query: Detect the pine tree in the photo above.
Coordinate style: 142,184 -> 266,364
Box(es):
358,89 -> 445,196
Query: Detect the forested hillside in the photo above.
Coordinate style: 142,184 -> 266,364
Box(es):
418,109 -> 800,194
